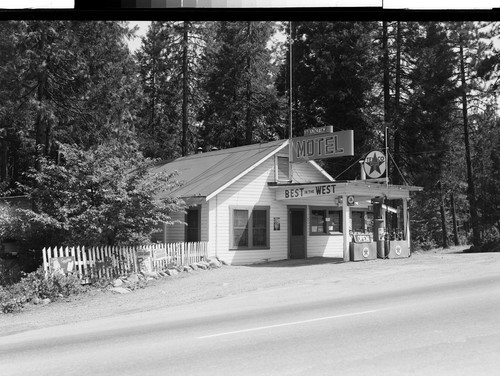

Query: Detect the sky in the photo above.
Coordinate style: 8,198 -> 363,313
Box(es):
127,21 -> 150,52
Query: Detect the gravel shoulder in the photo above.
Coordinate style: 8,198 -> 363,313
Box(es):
1,245 -> 498,337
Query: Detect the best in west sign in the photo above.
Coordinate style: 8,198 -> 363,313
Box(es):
276,183 -> 336,200
291,130 -> 354,162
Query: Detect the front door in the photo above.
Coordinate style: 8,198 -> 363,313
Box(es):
289,208 -> 306,259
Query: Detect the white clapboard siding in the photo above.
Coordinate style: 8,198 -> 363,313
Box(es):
164,211 -> 186,243
209,157 -> 289,265
276,146 -> 332,184
200,202 -> 209,242
307,234 -> 344,258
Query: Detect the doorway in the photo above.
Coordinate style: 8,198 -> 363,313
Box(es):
289,207 -> 306,259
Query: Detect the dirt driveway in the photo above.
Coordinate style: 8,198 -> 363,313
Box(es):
1,245 -> 498,337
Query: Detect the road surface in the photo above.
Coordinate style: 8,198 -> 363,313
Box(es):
1,263 -> 500,376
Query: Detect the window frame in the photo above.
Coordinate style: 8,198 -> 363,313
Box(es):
275,155 -> 290,182
351,210 -> 365,234
185,206 -> 201,242
230,206 -> 270,250
309,206 -> 343,236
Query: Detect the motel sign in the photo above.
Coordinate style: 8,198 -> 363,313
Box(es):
291,129 -> 354,162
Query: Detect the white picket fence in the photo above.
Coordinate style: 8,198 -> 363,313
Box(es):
42,242 -> 208,280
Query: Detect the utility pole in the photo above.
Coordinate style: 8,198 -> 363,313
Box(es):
288,20 -> 293,182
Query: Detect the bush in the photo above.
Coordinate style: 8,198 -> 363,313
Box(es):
0,258 -> 22,286
0,267 -> 86,313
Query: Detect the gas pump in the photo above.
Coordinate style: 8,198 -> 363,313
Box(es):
371,196 -> 386,258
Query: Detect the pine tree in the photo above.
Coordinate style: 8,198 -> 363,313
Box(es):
137,21 -> 208,159
0,21 -> 139,191
198,21 -> 284,150
277,21 -> 381,179
400,22 -> 460,248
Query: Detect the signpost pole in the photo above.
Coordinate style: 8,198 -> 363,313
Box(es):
288,20 -> 293,182
385,126 -> 389,186
342,194 -> 350,262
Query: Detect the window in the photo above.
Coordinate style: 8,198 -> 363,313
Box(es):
185,207 -> 200,242
310,207 -> 342,235
231,207 -> 270,249
276,156 -> 289,181
351,211 -> 364,233
233,209 -> 249,247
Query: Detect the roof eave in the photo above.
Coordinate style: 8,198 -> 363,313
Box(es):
205,140 -> 289,201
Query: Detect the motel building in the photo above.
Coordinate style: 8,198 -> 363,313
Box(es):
151,128 -> 422,265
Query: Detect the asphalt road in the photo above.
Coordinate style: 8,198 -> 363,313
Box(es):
1,268 -> 500,376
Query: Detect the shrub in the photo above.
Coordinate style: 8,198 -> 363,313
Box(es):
0,267 -> 86,313
0,258 -> 22,286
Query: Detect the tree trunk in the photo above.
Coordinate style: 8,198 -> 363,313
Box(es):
393,21 -> 402,185
291,21 -> 297,139
0,139 -> 7,181
245,21 -> 253,145
35,25 -> 50,172
439,182 -> 449,248
151,64 -> 156,138
459,36 -> 481,246
382,21 -> 391,181
450,191 -> 460,246
182,21 -> 189,156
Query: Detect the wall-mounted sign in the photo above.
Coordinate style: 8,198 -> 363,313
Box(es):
304,126 -> 333,136
137,249 -> 152,273
354,234 -> 372,243
153,248 -> 167,261
347,195 -> 355,206
291,130 -> 354,162
50,257 -> 75,274
363,150 -> 386,179
273,217 -> 280,231
276,183 -> 336,200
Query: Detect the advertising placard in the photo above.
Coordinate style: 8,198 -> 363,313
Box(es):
291,130 -> 354,162
276,183 -> 336,200
50,257 -> 75,274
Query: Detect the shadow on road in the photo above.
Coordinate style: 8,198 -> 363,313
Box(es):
245,257 -> 344,268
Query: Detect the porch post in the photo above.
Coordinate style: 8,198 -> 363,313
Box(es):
403,197 -> 410,248
342,194 -> 350,261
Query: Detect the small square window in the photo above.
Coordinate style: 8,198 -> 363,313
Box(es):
310,207 -> 342,235
231,207 -> 269,249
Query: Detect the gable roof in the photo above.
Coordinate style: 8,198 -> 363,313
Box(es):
151,140 -> 289,200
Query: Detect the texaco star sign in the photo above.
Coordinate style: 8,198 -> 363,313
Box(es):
363,150 -> 386,179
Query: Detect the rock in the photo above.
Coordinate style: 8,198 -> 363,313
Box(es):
209,259 -> 222,268
194,262 -> 207,270
141,271 -> 159,279
32,296 -> 41,305
110,287 -> 131,294
190,263 -> 199,271
218,258 -> 229,266
158,271 -> 167,277
183,266 -> 191,273
42,298 -> 51,305
200,261 -> 211,267
112,278 -> 124,287
126,273 -> 140,284
165,269 -> 179,276
175,266 -> 184,273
